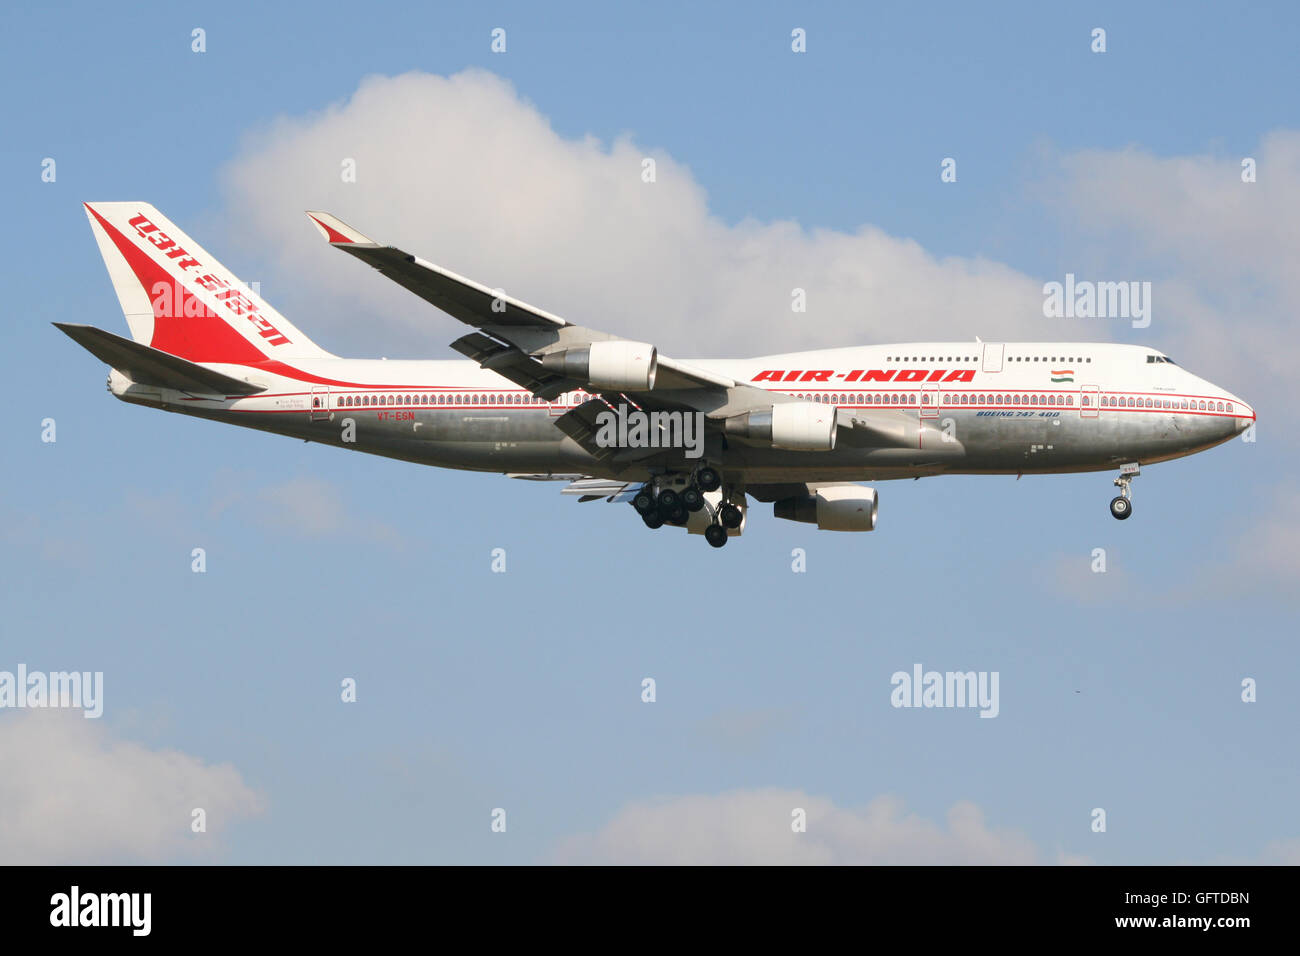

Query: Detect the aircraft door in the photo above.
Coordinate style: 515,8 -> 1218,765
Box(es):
920,383 -> 939,418
1080,385 -> 1099,418
310,385 -> 330,421
981,343 -> 1004,372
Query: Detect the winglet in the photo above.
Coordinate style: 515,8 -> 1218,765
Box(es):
305,211 -> 376,245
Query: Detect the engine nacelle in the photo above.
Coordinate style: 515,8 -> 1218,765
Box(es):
541,340 -> 657,391
724,402 -> 837,451
774,485 -> 877,531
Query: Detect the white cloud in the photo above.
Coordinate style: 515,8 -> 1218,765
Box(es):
219,69 -> 1047,359
252,475 -> 402,545
1259,838 -> 1300,865
552,789 -> 1088,865
1047,132 -> 1300,403
217,69 -> 1292,424
1218,482 -> 1300,602
1040,549 -> 1139,606
693,706 -> 796,755
0,710 -> 264,864
204,473 -> 403,546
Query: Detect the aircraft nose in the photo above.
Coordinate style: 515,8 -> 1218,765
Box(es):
1229,393 -> 1254,432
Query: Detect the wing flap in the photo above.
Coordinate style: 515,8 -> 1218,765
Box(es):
449,332 -> 572,400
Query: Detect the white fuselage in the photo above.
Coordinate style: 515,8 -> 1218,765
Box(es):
112,340 -> 1252,485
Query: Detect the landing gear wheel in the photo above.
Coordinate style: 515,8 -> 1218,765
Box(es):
657,489 -> 680,511
695,467 -> 721,492
632,490 -> 655,515
681,487 -> 705,512
704,524 -> 728,548
642,512 -> 665,529
666,505 -> 689,525
719,504 -> 743,529
1111,465 -> 1137,521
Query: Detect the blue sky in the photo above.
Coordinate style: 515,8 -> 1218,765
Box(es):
1,1 -> 1297,863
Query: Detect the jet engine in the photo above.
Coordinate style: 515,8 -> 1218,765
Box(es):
774,485 -> 877,531
541,341 -> 657,391
724,402 -> 837,451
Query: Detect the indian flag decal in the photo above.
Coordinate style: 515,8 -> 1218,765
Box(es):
1051,368 -> 1074,383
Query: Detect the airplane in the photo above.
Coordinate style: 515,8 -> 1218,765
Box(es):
59,202 -> 1255,549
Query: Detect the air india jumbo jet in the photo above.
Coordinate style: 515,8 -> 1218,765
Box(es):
60,202 -> 1254,548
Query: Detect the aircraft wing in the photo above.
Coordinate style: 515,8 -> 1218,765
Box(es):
305,212 -> 753,411
304,212 -> 931,454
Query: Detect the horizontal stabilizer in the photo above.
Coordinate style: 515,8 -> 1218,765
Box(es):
54,323 -> 267,396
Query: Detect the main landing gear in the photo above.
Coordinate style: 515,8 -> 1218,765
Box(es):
703,498 -> 741,548
630,467 -> 741,547
1109,463 -> 1139,520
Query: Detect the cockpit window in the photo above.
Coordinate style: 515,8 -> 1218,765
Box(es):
1147,355 -> 1178,365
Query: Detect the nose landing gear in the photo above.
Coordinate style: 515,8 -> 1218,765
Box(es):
1109,463 -> 1139,520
